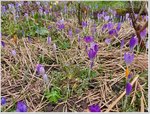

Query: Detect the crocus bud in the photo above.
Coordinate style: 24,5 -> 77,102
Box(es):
16,101 -> 27,112
11,50 -> 16,56
47,36 -> 51,45
36,64 -> 45,75
1,97 -> 6,106
43,74 -> 49,84
126,82 -> 132,95
89,104 -> 101,112
53,43 -> 56,52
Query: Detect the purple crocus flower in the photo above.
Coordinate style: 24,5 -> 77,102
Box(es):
97,13 -> 102,20
107,22 -> 114,30
116,22 -> 121,31
124,52 -> 134,66
90,42 -> 99,52
36,64 -> 45,75
126,13 -> 129,20
2,6 -> 6,15
105,38 -> 111,45
16,101 -> 27,112
68,29 -> 72,38
76,28 -> 80,34
120,39 -> 124,49
38,7 -> 43,16
47,36 -> 51,44
11,50 -> 16,56
108,29 -> 116,36
104,15 -> 110,22
82,21 -> 88,28
129,35 -> 138,51
102,24 -> 107,32
1,97 -> 6,106
140,29 -> 147,40
58,24 -> 65,30
28,36 -> 31,43
43,74 -> 49,84
1,41 -> 5,48
88,48 -> 97,60
128,74 -> 132,79
84,36 -> 94,43
126,82 -> 132,95
89,104 -> 101,112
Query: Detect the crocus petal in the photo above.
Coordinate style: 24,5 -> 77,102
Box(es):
89,104 -> 101,112
1,41 -> 5,48
16,101 -> 27,112
124,52 -> 134,66
140,29 -> 147,40
105,38 -> 111,45
36,64 -> 45,75
43,74 -> 49,84
104,15 -> 109,21
129,36 -> 138,51
88,48 -> 97,60
47,37 -> 51,44
126,82 -> 132,95
11,50 -> 16,56
84,36 -> 94,43
1,97 -> 6,105
116,22 -> 121,31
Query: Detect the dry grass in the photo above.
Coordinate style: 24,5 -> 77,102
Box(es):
1,21 -> 148,112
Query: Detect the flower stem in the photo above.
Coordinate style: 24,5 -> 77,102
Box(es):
88,66 -> 91,81
123,95 -> 128,111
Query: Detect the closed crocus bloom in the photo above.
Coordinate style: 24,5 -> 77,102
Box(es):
105,38 -> 111,45
68,29 -> 72,38
104,15 -> 109,22
97,13 -> 102,20
129,35 -> 138,51
126,13 -> 129,20
140,29 -> 147,40
43,74 -> 49,84
36,64 -> 45,75
16,101 -> 27,112
107,22 -> 114,30
102,24 -> 107,32
11,50 -> 16,56
1,41 -> 5,48
124,52 -> 134,66
47,36 -> 51,44
89,104 -> 101,112
82,21 -> 87,28
88,48 -> 97,60
116,22 -> 121,31
1,97 -> 6,105
126,82 -> 132,95
84,36 -> 94,43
